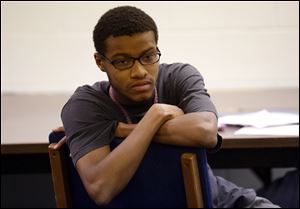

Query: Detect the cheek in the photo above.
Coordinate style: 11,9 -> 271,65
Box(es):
107,71 -> 130,89
148,65 -> 159,81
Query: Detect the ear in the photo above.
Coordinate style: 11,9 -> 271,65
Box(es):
94,52 -> 106,72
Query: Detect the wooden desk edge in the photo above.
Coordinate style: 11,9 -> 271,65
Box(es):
1,143 -> 49,155
221,136 -> 299,149
1,136 -> 298,154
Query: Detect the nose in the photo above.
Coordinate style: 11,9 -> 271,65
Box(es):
130,60 -> 147,78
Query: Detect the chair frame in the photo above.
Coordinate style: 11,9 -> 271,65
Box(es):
49,142 -> 206,208
48,143 -> 72,207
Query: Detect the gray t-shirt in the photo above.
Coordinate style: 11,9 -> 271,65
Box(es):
61,62 -> 279,208
61,63 -> 217,165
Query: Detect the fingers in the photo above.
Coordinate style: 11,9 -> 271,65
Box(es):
172,106 -> 184,117
161,104 -> 184,118
53,136 -> 67,149
150,104 -> 184,121
52,126 -> 65,132
51,126 -> 66,149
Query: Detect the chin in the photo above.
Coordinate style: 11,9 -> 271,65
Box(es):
132,92 -> 153,102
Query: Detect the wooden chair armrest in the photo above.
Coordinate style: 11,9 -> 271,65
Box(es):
48,143 -> 71,208
181,152 -> 204,208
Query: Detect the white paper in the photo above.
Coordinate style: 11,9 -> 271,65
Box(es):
218,109 -> 299,128
234,124 -> 299,136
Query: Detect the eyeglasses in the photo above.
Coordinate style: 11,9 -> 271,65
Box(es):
100,50 -> 161,70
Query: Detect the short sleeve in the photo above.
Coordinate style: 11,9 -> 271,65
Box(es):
61,84 -> 122,165
158,63 -> 218,117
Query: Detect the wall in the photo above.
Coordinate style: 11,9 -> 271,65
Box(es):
1,1 -> 299,93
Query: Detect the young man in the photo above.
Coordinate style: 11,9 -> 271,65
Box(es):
60,6 -> 279,207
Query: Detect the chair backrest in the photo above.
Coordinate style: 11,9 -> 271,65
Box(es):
48,131 -> 213,208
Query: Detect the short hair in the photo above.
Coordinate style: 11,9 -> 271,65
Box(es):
93,6 -> 158,54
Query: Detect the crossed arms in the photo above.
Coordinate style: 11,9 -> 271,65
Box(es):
58,104 -> 217,205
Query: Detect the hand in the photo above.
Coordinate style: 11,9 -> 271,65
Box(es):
51,126 -> 66,149
150,103 -> 184,122
52,126 -> 65,132
53,136 -> 67,149
115,122 -> 137,138
115,104 -> 184,138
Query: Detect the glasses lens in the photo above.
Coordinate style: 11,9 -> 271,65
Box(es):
111,52 -> 161,70
140,53 -> 160,65
112,58 -> 133,70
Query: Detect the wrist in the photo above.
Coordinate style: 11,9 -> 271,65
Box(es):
115,122 -> 136,138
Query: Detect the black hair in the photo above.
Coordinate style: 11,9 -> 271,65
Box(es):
93,6 -> 158,54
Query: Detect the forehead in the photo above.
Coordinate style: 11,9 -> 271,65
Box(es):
104,31 -> 157,57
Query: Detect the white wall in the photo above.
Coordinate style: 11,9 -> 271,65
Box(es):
1,1 -> 299,93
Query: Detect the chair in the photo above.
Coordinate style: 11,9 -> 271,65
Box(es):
48,131 -> 213,208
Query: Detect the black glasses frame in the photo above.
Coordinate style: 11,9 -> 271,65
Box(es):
100,49 -> 161,70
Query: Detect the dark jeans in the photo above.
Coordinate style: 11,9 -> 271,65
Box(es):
257,169 -> 299,208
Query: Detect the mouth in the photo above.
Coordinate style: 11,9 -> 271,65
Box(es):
131,80 -> 153,92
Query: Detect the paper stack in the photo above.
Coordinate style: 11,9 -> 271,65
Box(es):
218,109 -> 299,136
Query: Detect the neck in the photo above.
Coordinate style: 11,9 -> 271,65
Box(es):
109,86 -> 156,106
109,85 -> 158,124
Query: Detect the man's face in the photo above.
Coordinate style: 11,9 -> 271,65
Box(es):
96,31 -> 159,104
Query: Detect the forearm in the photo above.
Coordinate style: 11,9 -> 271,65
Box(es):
115,122 -> 137,138
155,112 -> 218,148
96,112 -> 164,203
116,112 -> 218,148
79,104 -> 178,205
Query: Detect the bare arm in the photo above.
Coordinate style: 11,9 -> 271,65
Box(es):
116,111 -> 218,149
75,104 -> 182,205
155,112 -> 218,148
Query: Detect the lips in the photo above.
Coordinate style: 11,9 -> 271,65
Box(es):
131,80 -> 152,87
130,80 -> 153,92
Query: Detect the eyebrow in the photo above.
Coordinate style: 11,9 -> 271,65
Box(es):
110,47 -> 156,59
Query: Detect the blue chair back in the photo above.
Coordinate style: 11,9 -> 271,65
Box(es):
49,132 -> 213,208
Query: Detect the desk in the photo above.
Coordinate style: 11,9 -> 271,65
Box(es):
2,130 -> 298,167
1,91 -> 299,177
218,125 -> 298,169
218,126 -> 298,149
2,132 -> 298,188
2,132 -> 298,207
206,126 -> 299,186
1,89 -> 299,168
2,89 -> 298,207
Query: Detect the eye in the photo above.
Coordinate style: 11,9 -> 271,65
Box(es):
113,58 -> 131,65
142,54 -> 156,62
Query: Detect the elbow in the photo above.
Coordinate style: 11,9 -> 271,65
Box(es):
196,121 -> 218,149
205,129 -> 218,149
93,193 -> 113,206
85,179 -> 115,206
